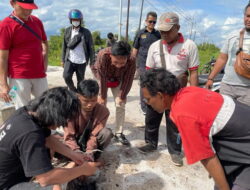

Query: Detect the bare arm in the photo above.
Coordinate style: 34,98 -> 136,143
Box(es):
189,69 -> 199,86
42,41 -> 49,72
132,48 -> 138,57
201,155 -> 230,190
205,53 -> 228,89
35,161 -> 100,187
0,50 -> 11,102
46,135 -> 84,165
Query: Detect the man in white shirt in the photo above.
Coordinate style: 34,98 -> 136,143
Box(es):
138,12 -> 199,166
61,9 -> 94,92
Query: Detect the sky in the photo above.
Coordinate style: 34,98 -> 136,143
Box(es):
0,0 -> 249,47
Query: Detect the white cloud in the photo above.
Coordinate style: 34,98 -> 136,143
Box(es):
202,18 -> 216,29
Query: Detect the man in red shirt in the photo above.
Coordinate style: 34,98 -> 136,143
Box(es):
0,0 -> 48,109
141,68 -> 250,190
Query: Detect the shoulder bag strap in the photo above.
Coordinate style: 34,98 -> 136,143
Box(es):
159,40 -> 166,69
9,15 -> 42,41
236,28 -> 245,55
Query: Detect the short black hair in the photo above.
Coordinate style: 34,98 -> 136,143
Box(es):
107,32 -> 114,39
244,2 -> 250,14
26,87 -> 81,128
140,68 -> 181,96
111,41 -> 131,56
77,79 -> 99,98
147,11 -> 157,19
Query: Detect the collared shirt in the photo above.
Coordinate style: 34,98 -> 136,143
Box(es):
68,28 -> 86,64
133,28 -> 161,63
221,30 -> 250,86
146,33 -> 199,76
94,47 -> 136,100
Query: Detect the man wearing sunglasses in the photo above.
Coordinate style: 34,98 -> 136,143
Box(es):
132,11 -> 161,115
138,12 -> 199,167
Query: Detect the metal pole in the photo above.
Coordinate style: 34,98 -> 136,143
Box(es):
118,0 -> 123,41
125,0 -> 130,41
138,0 -> 144,31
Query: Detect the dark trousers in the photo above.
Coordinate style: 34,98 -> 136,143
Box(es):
138,67 -> 147,113
63,59 -> 87,92
145,105 -> 182,155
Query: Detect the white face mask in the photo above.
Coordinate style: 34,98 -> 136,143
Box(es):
72,21 -> 80,27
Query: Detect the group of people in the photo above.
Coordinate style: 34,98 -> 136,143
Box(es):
1,0 -> 250,190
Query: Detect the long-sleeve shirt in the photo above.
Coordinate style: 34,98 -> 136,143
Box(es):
63,103 -> 109,151
94,47 -> 136,100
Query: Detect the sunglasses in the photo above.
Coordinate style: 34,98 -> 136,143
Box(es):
148,20 -> 157,24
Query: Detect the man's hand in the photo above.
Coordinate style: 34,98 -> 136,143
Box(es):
80,161 -> 101,176
205,79 -> 213,89
61,62 -> 64,68
69,151 -> 86,165
98,96 -> 106,105
115,97 -> 126,106
0,84 -> 11,102
83,152 -> 94,162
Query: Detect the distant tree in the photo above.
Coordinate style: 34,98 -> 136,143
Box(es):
92,31 -> 102,45
48,28 -> 65,66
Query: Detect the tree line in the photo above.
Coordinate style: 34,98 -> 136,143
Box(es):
48,29 -> 219,71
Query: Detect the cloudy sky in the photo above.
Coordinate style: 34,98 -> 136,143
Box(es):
0,0 -> 249,47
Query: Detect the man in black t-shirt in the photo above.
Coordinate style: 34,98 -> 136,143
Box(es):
0,87 -> 100,190
132,11 -> 161,114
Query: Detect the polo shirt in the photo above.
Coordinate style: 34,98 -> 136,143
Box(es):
0,13 -> 47,79
146,33 -> 199,76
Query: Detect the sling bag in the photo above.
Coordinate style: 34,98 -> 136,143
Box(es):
159,40 -> 188,87
77,110 -> 95,152
234,29 -> 250,79
9,15 -> 42,41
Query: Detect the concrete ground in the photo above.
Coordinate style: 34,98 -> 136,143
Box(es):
47,66 -> 214,190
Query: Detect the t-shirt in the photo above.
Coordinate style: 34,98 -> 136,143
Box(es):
146,34 -> 199,76
0,108 -> 53,189
0,13 -> 47,79
170,87 -> 224,164
221,30 -> 250,86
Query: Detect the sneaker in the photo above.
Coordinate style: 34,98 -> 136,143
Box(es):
138,143 -> 157,153
170,154 -> 183,166
114,133 -> 130,146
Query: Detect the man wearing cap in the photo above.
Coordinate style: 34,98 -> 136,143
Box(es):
132,11 -> 161,115
138,12 -> 199,166
0,0 -> 48,109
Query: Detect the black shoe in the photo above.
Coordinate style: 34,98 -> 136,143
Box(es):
138,143 -> 157,153
170,154 -> 183,166
114,133 -> 130,146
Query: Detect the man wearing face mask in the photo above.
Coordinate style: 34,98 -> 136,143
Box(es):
61,9 -> 94,92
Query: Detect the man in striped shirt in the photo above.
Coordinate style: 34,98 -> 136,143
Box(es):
93,41 -> 136,145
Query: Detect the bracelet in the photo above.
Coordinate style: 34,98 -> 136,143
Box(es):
207,78 -> 214,81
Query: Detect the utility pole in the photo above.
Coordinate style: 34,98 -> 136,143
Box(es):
125,0 -> 130,41
118,0 -> 123,41
138,0 -> 144,31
